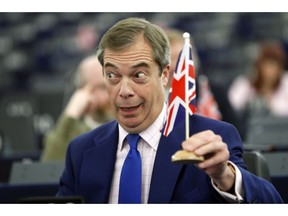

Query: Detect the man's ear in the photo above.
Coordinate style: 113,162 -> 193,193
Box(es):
162,65 -> 170,87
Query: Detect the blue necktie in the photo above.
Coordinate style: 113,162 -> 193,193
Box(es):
118,134 -> 141,204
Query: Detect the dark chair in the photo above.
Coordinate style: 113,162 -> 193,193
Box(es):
0,92 -> 39,156
242,150 -> 271,182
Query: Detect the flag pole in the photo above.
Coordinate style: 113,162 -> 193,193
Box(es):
183,32 -> 190,141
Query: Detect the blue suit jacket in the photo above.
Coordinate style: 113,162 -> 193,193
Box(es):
57,114 -> 283,203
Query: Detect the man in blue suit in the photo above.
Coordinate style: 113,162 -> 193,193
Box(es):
57,17 -> 283,203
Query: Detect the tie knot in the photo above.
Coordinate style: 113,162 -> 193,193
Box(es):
126,134 -> 140,149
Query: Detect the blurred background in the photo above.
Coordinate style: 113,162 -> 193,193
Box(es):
0,12 -> 287,147
0,12 -> 288,203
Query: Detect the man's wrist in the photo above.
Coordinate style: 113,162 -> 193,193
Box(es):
213,162 -> 236,193
225,163 -> 236,194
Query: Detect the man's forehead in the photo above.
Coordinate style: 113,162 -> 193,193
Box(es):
104,50 -> 153,61
105,35 -> 152,55
104,47 -> 154,66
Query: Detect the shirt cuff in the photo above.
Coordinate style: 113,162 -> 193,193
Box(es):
211,161 -> 244,203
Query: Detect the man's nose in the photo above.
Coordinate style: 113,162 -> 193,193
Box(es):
119,78 -> 134,98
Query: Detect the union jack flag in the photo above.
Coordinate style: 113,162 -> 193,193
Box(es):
163,33 -> 197,137
197,74 -> 222,120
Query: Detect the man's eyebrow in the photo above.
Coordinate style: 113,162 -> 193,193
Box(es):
104,62 -> 117,68
104,62 -> 150,69
132,62 -> 149,68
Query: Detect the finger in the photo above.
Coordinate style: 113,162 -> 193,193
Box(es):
194,140 -> 226,156
182,130 -> 222,152
182,135 -> 207,152
197,148 -> 229,170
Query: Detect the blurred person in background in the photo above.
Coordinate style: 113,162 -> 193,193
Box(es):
228,41 -> 288,139
41,54 -> 114,161
165,28 -> 240,129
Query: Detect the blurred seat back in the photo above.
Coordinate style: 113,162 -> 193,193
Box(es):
0,92 -> 39,156
9,161 -> 64,184
262,152 -> 288,176
245,116 -> 288,150
243,150 -> 271,182
0,153 -> 40,183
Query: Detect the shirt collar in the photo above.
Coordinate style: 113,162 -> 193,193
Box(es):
118,102 -> 167,151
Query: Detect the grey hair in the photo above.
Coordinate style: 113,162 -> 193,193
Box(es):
96,17 -> 170,75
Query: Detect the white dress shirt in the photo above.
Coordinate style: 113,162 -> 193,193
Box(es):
108,103 -> 244,203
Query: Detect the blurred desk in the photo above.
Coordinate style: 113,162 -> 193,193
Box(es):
0,183 -> 59,203
0,159 -> 64,203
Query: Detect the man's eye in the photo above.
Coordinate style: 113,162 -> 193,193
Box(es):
105,72 -> 120,84
106,72 -> 116,79
135,72 -> 146,79
133,71 -> 148,83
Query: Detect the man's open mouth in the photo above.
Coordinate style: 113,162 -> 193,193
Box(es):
120,104 -> 141,111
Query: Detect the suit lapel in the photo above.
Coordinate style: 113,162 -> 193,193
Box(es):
80,121 -> 119,203
148,125 -> 185,203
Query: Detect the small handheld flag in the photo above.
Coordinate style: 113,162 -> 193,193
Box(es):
163,32 -> 197,138
163,32 -> 204,163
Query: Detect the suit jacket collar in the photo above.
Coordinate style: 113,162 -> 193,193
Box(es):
148,114 -> 204,203
148,123 -> 185,203
81,121 -> 119,203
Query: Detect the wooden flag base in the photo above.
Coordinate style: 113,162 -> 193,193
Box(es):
171,150 -> 204,164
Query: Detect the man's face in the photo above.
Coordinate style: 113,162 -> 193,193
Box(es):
103,35 -> 169,133
84,61 -> 113,123
89,81 -> 113,123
